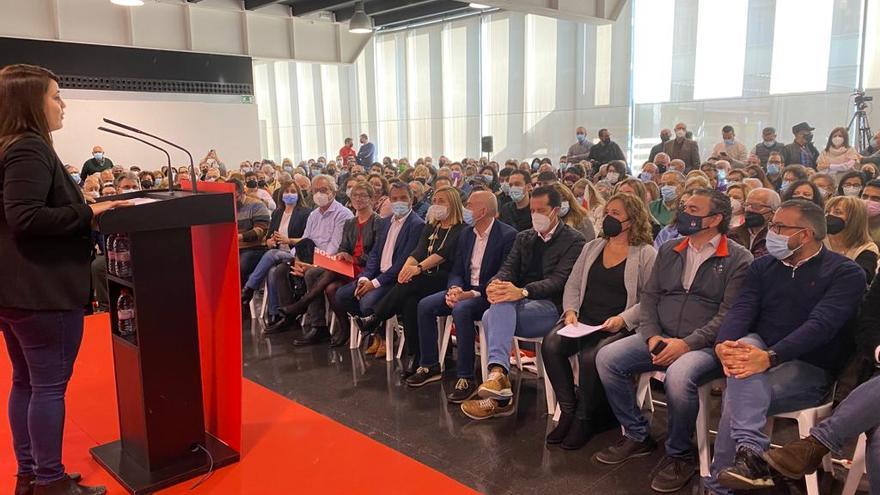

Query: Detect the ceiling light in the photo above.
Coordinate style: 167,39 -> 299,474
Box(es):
469,2 -> 491,8
110,0 -> 144,5
349,1 -> 373,34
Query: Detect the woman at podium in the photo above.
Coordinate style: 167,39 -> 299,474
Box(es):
0,64 -> 128,495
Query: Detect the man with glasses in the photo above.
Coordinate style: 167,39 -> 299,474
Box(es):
707,199 -> 864,493
731,188 -> 781,259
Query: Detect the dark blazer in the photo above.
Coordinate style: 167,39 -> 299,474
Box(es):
856,276 -> 880,380
361,212 -> 425,286
447,220 -> 517,294
0,135 -> 94,310
268,205 -> 311,240
339,213 -> 380,267
781,142 -> 820,168
492,223 -> 586,308
663,138 -> 702,171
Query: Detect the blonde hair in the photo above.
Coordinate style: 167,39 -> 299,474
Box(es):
685,176 -> 710,192
725,182 -> 752,202
574,178 -> 605,210
430,186 -> 464,226
825,196 -> 876,259
553,183 -> 589,231
613,178 -> 649,206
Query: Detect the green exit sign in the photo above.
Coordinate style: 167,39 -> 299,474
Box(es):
241,95 -> 255,104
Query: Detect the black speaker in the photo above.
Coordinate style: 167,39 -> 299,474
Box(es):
481,136 -> 493,153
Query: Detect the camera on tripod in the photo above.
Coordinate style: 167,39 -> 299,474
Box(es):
853,89 -> 873,109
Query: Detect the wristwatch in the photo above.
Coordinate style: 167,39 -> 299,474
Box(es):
767,350 -> 779,368
521,288 -> 529,299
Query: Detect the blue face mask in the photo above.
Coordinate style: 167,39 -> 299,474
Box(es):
391,201 -> 411,218
780,180 -> 792,192
639,172 -> 652,182
482,174 -> 494,183
767,163 -> 780,175
765,229 -> 804,260
282,193 -> 298,206
70,173 -> 81,184
509,186 -> 525,202
94,152 -> 104,161
724,139 -> 735,146
576,134 -> 586,143
661,185 -> 678,202
559,201 -> 570,217
463,208 -> 475,226
500,182 -> 510,194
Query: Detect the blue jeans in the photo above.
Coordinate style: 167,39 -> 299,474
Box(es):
334,280 -> 391,318
245,249 -> 293,291
704,333 -> 833,495
417,291 -> 490,378
481,299 -> 559,371
239,247 -> 267,286
0,308 -> 84,483
811,373 -> 880,494
595,333 -> 723,458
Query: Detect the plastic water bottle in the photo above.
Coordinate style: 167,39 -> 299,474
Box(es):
106,234 -> 117,276
116,234 -> 132,278
117,289 -> 136,337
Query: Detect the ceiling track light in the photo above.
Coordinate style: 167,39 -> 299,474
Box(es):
348,1 -> 374,34
469,2 -> 492,8
110,0 -> 144,6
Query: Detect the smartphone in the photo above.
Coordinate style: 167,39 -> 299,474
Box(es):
650,340 -> 668,356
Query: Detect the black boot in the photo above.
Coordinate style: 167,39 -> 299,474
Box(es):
15,473 -> 35,495
33,475 -> 105,495
546,412 -> 575,445
353,314 -> 382,334
278,300 -> 308,319
241,286 -> 255,305
293,326 -> 330,346
263,316 -> 297,335
329,328 -> 350,347
561,419 -> 593,450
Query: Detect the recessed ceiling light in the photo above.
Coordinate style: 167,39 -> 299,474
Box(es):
469,2 -> 491,8
110,0 -> 145,6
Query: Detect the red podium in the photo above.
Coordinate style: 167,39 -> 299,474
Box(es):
91,181 -> 242,494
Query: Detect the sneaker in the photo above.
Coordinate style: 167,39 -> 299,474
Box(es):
718,447 -> 775,490
764,436 -> 829,479
477,368 -> 512,399
447,378 -> 478,403
405,365 -> 442,387
594,436 -> 657,465
460,398 -> 515,420
650,456 -> 697,493
364,336 -> 381,355
374,340 -> 387,359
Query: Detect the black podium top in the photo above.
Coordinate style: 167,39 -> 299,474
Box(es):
97,190 -> 235,234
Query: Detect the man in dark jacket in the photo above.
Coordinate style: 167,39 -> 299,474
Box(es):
781,122 -> 820,168
751,127 -> 785,166
708,200 -> 865,493
407,191 -> 518,401
594,189 -> 753,493
80,145 -> 114,179
589,128 -> 626,166
460,186 -> 585,420
650,129 -> 672,162
664,122 -> 702,172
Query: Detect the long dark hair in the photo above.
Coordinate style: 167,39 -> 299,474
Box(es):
0,64 -> 59,158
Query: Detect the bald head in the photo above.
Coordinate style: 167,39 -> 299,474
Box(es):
469,190 -> 497,213
576,126 -> 587,135
92,146 -> 104,153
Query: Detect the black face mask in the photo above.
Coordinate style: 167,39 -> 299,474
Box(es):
602,215 -> 627,237
804,132 -> 814,143
246,180 -> 258,189
257,179 -> 267,188
141,181 -> 153,189
826,215 -> 845,235
745,211 -> 767,228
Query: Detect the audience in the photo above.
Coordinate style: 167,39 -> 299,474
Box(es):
825,196 -> 879,283
232,178 -> 271,286
731,187 -> 780,259
664,122 -> 701,171
499,170 -> 533,231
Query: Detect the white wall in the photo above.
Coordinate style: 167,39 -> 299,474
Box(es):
54,90 -> 260,172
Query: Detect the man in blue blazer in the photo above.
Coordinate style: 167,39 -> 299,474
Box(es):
406,191 -> 517,402
336,182 -> 424,319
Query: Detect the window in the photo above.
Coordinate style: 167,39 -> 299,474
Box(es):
632,0 -> 674,103
594,24 -> 612,106
441,22 -> 470,158
406,29 -> 433,158
769,0 -> 834,94
296,63 -> 320,160
375,34 -> 401,159
481,14 -> 510,155
865,0 -> 880,89
693,0 -> 748,100
523,14 -> 557,154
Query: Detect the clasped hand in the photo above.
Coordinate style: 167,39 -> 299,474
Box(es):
715,341 -> 770,379
486,280 -> 523,304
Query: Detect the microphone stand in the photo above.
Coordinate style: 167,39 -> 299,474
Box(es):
98,126 -> 173,193
102,118 -> 198,194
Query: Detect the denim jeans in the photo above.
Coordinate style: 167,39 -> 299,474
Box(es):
239,247 -> 268,287
0,308 -> 84,483
704,333 -> 833,495
417,290 -> 490,378
595,333 -> 723,458
245,248 -> 293,291
811,373 -> 880,494
481,299 -> 559,371
334,280 -> 391,318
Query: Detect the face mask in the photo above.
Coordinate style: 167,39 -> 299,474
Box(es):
257,179 -> 267,188
676,210 -> 712,236
843,185 -> 862,197
780,180 -> 792,192
451,171 -> 461,181
531,212 -> 553,234
866,199 -> 880,217
242,167 -> 252,174
70,173 -> 81,184
576,134 -> 586,143
313,192 -> 331,207
559,201 -> 570,217
245,180 -> 258,189
509,186 -> 525,202
660,185 -> 678,203
501,183 -> 511,194
766,229 -> 804,260
94,153 -> 104,161
282,193 -> 298,206
427,204 -> 449,222
87,190 -> 100,199
482,174 -> 494,183
392,201 -> 411,218
763,140 -> 776,147
605,172 -> 620,184
602,215 -> 626,237
832,136 -> 844,147
327,169 -> 336,176
601,137 -> 611,144
463,208 -> 476,226
675,129 -> 686,139
724,139 -> 735,146
767,163 -> 781,175
745,211 -> 767,228
639,172 -> 652,182
826,215 -> 845,235
805,132 -> 814,142
730,198 -> 743,214
141,180 -> 153,189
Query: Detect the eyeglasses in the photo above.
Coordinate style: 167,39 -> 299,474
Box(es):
767,222 -> 806,235
743,202 -> 771,211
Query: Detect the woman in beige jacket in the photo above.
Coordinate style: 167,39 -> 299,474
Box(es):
817,127 -> 863,181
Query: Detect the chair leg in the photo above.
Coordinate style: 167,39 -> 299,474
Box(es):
636,373 -> 653,412
478,323 -> 489,380
513,339 -> 523,370
438,317 -> 452,372
696,383 -> 713,478
396,327 -> 405,360
349,316 -> 359,350
385,318 -> 395,363
842,433 -> 867,495
537,344 -> 556,415
259,280 -> 268,319
796,413 -> 821,495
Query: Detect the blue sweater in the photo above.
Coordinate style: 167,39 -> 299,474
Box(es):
716,248 -> 865,372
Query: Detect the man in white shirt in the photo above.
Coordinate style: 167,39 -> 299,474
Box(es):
711,125 -> 748,166
406,192 -> 518,402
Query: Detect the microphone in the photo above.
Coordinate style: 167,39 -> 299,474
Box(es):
98,126 -> 174,194
103,118 -> 198,193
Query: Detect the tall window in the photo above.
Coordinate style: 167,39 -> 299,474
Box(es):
769,0 -> 834,94
375,35 -> 401,158
441,22 -> 470,159
632,0 -> 674,103
594,24 -> 612,106
406,29 -> 433,158
693,0 -> 748,100
481,14 -> 510,155
273,62 -> 295,161
296,63 -> 320,159
865,0 -> 880,89
321,65 -> 344,158
523,14 -> 557,155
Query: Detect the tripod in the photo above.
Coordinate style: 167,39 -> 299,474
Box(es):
847,96 -> 873,153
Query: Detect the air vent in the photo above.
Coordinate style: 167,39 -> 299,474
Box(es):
58,75 -> 253,96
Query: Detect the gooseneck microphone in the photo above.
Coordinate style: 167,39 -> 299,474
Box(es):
98,126 -> 174,194
102,118 -> 198,193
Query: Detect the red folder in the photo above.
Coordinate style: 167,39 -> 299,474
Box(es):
314,250 -> 356,278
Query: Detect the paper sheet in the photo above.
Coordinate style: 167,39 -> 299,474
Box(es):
557,322 -> 605,338
129,197 -> 159,206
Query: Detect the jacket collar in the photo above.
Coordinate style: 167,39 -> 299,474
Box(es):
673,234 -> 729,257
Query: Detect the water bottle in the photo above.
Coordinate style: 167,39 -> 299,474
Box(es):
117,289 -> 136,337
106,233 -> 117,276
116,234 -> 132,278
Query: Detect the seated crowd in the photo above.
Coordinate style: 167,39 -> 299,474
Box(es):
76,124 -> 880,494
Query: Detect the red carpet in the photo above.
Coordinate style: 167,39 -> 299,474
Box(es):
0,314 -> 477,494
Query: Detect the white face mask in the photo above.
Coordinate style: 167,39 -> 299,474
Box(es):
606,171 -> 620,184
532,211 -> 554,234
675,129 -> 686,139
832,136 -> 844,147
313,192 -> 331,207
427,204 -> 449,222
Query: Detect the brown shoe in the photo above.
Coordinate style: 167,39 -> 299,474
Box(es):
364,336 -> 381,355
476,367 -> 512,399
374,339 -> 387,359
764,435 -> 829,479
461,398 -> 514,420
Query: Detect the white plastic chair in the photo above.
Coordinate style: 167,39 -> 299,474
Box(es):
842,433 -> 868,495
513,336 -> 555,415
248,280 -> 268,321
348,315 -> 403,362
